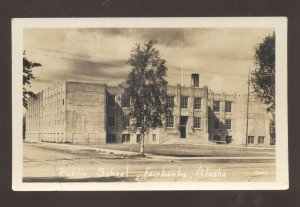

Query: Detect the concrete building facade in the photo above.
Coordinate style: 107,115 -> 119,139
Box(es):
25,75 -> 272,146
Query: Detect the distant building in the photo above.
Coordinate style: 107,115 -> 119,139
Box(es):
25,74 -> 272,145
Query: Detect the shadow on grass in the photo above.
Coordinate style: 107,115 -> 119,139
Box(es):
23,176 -> 137,183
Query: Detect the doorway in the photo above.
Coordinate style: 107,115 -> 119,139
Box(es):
180,116 -> 188,138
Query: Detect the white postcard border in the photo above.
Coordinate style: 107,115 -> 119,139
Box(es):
12,17 -> 288,191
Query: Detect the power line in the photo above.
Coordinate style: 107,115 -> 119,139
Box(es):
25,45 -> 128,63
28,50 -> 249,79
28,52 -> 131,70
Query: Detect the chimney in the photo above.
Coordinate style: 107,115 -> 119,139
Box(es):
191,73 -> 200,87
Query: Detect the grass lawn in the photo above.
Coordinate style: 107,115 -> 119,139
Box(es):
81,144 -> 275,157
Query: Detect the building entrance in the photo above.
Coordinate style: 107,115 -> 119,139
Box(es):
180,116 -> 188,138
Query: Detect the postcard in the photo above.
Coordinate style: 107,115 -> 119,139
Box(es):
12,17 -> 288,190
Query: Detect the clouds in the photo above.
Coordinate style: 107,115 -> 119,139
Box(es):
24,27 -> 274,94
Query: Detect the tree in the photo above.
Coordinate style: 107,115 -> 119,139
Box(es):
250,33 -> 275,142
123,40 -> 172,154
23,51 -> 42,109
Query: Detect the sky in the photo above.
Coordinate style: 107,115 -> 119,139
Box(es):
23,28 -> 274,94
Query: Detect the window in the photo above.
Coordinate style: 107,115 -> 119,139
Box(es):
225,119 -> 231,129
194,117 -> 201,129
121,95 -> 130,107
122,114 -> 129,128
107,115 -> 115,127
180,97 -> 188,108
152,134 -> 157,142
247,136 -> 254,144
107,94 -> 115,107
194,97 -> 201,109
258,136 -> 265,144
136,116 -> 142,127
122,134 -> 130,143
166,96 -> 174,108
106,133 -> 116,143
166,116 -> 174,128
213,101 -> 220,112
225,101 -> 232,112
137,134 -> 142,143
62,99 -> 64,105
214,119 -> 220,129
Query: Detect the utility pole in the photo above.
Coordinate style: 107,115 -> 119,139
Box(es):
245,67 -> 250,147
181,31 -> 185,86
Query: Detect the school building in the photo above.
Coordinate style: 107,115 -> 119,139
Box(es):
25,74 -> 272,146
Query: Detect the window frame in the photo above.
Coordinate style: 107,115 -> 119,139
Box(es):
213,101 -> 220,112
225,119 -> 232,130
152,134 -> 157,142
122,134 -> 131,143
136,134 -> 142,143
122,114 -> 129,128
166,116 -> 174,128
194,97 -> 201,110
225,101 -> 232,112
247,136 -> 255,144
193,117 -> 201,129
166,96 -> 175,108
180,96 -> 188,109
258,136 -> 265,144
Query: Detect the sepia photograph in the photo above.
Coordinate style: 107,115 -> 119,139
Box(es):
12,18 -> 288,191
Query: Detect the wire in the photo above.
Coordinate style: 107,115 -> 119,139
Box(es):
27,48 -> 249,78
25,45 -> 127,63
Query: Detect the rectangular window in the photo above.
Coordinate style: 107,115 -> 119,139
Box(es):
247,136 -> 254,144
225,101 -> 232,112
122,114 -> 129,128
136,116 -> 142,127
194,97 -> 201,109
107,93 -> 115,107
194,117 -> 201,129
166,96 -> 175,108
122,134 -> 130,143
166,116 -> 174,128
225,119 -> 231,129
152,134 -> 157,142
137,134 -> 142,143
180,97 -> 188,109
214,119 -> 220,129
107,115 -> 115,127
213,101 -> 220,112
121,95 -> 130,107
258,136 -> 265,144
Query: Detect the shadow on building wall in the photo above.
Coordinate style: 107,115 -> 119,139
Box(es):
208,107 -> 231,144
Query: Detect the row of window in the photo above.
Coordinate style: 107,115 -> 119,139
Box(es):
109,115 -> 233,130
107,133 -> 158,143
247,136 -> 265,144
213,101 -> 232,112
107,115 -> 203,129
158,116 -> 203,129
213,119 -> 232,130
113,95 -> 211,111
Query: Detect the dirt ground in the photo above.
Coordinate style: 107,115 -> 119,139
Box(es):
23,142 -> 276,183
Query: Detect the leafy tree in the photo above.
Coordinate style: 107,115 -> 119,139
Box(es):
250,33 -> 275,142
123,40 -> 172,154
23,51 -> 42,109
